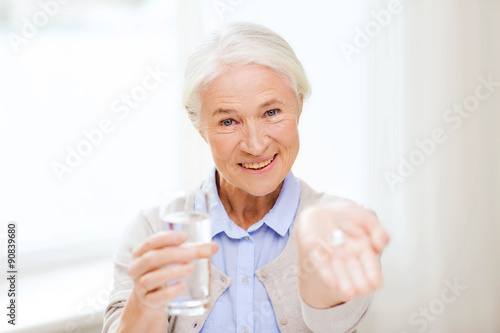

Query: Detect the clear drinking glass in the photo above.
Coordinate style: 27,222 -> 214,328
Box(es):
159,190 -> 212,316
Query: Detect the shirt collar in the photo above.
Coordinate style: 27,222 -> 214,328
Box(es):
200,168 -> 301,239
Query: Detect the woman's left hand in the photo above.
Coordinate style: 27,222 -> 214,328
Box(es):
294,200 -> 390,309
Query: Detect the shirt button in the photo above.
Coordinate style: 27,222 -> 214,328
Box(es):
242,328 -> 248,333
280,317 -> 288,325
261,271 -> 268,278
242,277 -> 249,284
244,236 -> 249,240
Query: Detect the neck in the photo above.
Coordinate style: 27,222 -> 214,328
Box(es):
216,171 -> 283,230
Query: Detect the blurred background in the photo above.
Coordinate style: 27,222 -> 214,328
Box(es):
0,0 -> 499,332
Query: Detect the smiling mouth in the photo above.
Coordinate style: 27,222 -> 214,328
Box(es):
239,154 -> 277,170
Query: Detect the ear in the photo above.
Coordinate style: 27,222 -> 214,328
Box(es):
198,127 -> 208,143
296,94 -> 304,125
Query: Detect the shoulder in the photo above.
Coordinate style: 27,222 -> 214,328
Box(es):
113,206 -> 162,258
119,189 -> 199,247
140,205 -> 163,231
297,178 -> 346,209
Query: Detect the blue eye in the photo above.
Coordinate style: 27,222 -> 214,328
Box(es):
266,109 -> 278,117
221,119 -> 233,126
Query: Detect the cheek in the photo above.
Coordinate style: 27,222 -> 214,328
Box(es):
208,134 -> 238,161
274,122 -> 300,148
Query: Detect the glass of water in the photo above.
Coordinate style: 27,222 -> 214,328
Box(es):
159,190 -> 212,316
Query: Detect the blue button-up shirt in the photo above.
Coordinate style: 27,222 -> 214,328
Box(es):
199,169 -> 301,333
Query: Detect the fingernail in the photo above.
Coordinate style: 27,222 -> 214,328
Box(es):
197,244 -> 212,257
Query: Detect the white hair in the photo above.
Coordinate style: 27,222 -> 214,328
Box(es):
182,21 -> 312,130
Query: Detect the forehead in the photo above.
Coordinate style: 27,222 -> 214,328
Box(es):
200,64 -> 296,113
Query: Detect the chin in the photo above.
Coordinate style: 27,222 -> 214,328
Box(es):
241,181 -> 281,197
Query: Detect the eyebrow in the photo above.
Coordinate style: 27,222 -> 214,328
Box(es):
259,98 -> 285,108
212,98 -> 285,116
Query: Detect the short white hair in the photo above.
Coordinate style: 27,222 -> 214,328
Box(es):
182,21 -> 311,130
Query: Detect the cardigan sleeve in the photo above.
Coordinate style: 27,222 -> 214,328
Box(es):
299,293 -> 373,333
101,209 -> 159,333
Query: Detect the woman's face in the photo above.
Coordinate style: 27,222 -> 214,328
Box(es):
199,64 -> 302,196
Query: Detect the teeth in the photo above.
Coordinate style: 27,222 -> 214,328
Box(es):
242,156 -> 275,170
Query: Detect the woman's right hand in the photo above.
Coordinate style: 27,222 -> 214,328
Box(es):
127,230 -> 219,310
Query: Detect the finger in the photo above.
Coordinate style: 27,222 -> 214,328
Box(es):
133,231 -> 188,259
345,257 -> 371,295
354,211 -> 390,253
322,202 -> 377,239
318,257 -> 339,289
128,246 -> 197,281
211,241 -> 219,255
338,221 -> 366,238
360,250 -> 382,288
187,243 -> 214,258
129,240 -> 219,282
371,226 -> 390,254
138,263 -> 194,294
331,257 -> 356,300
143,281 -> 186,308
309,246 -> 338,288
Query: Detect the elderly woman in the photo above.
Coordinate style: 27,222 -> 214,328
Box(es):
103,22 -> 389,333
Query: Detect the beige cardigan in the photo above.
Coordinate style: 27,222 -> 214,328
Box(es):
102,180 -> 372,333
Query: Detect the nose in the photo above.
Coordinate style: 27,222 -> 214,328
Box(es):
240,122 -> 269,156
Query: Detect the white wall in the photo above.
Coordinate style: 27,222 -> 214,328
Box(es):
1,0 -> 498,332
362,1 -> 500,332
